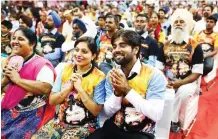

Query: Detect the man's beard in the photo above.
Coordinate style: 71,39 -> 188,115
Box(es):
44,23 -> 53,29
171,26 -> 189,44
203,12 -> 209,18
135,27 -> 146,35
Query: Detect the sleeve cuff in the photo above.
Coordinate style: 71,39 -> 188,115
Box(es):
111,93 -> 122,103
125,89 -> 144,104
192,64 -> 203,74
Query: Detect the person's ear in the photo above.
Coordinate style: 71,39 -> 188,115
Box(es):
133,46 -> 140,55
92,54 -> 96,61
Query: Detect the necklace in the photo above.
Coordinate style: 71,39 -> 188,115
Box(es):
74,64 -> 93,77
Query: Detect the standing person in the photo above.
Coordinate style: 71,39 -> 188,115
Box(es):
1,28 -> 56,138
88,30 -> 167,139
33,37 -> 106,139
157,9 -> 204,133
134,14 -> 161,67
41,10 -> 65,67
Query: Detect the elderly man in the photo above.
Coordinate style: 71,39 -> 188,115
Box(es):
157,9 -> 204,133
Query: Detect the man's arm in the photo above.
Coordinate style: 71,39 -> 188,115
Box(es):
4,65 -> 54,95
104,75 -> 122,117
204,49 -> 217,58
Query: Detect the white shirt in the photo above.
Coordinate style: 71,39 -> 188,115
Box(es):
24,54 -> 55,86
193,18 -> 218,34
62,20 -> 73,37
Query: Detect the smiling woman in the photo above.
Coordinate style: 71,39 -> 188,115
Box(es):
1,28 -> 56,138
32,36 -> 106,139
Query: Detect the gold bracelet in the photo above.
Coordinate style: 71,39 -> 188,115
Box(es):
59,93 -> 65,99
81,97 -> 89,103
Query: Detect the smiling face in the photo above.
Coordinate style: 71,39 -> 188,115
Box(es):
150,13 -> 159,25
112,37 -> 138,66
10,30 -> 33,58
73,42 -> 95,67
135,16 -> 147,35
203,6 -> 212,18
105,17 -> 117,32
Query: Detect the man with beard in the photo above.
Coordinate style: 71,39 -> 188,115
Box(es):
88,30 -> 166,139
193,5 -> 217,34
40,10 -> 65,67
157,9 -> 204,133
134,14 -> 161,67
61,9 -> 97,62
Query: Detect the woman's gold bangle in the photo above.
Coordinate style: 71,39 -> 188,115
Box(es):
82,97 -> 89,103
59,93 -> 65,99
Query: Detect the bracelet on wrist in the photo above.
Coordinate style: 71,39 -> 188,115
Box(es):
81,97 -> 89,103
59,93 -> 65,99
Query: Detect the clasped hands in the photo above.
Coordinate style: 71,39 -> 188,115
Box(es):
167,78 -> 183,89
68,73 -> 83,93
109,69 -> 131,97
3,65 -> 21,85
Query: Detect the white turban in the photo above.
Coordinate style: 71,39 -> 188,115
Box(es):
170,9 -> 196,32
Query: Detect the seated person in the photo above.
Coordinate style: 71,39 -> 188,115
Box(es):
193,15 -> 218,75
33,37 -> 106,139
1,28 -> 56,138
88,30 -> 167,139
157,9 -> 204,133
61,8 -> 97,62
1,20 -> 13,58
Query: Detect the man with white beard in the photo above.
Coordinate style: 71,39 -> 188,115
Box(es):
157,9 -> 204,133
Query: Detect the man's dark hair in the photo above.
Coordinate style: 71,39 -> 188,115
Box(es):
105,13 -> 119,26
98,15 -> 105,20
14,28 -> 37,48
207,15 -> 217,23
204,4 -> 214,12
111,29 -> 141,58
136,14 -> 148,21
1,20 -> 13,30
115,14 -> 122,21
159,9 -> 166,14
74,36 -> 98,61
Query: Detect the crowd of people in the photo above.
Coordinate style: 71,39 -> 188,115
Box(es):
1,0 -> 218,139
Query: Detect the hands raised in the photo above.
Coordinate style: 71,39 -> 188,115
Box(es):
109,69 -> 131,97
